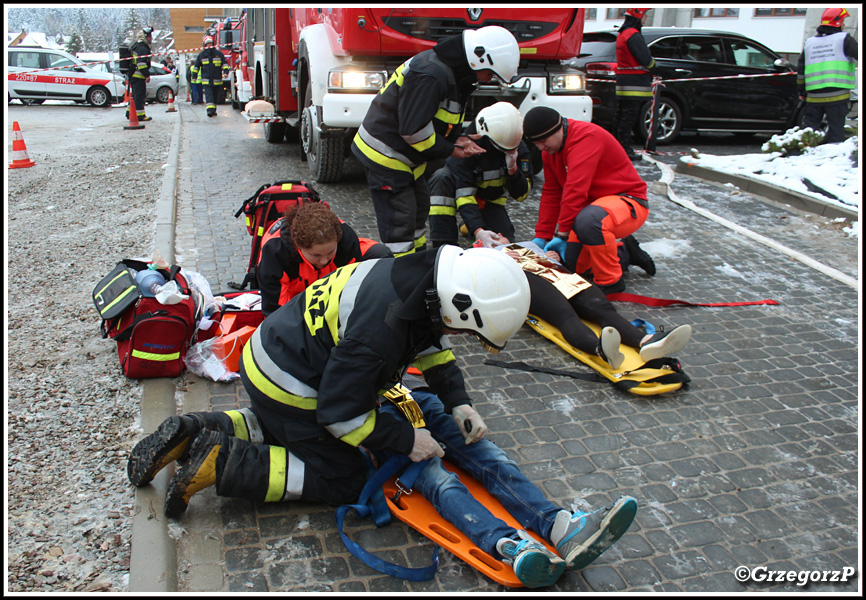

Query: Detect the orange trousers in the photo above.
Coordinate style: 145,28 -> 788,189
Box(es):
566,195 -> 649,286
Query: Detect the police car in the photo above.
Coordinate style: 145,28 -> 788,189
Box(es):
8,46 -> 125,108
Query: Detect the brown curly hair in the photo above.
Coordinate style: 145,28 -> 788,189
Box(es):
284,203 -> 342,249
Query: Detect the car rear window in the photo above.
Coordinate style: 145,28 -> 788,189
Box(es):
10,51 -> 41,69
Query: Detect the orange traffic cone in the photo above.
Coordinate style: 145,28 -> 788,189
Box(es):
124,95 -> 145,130
9,121 -> 36,169
166,91 -> 177,113
185,86 -> 191,102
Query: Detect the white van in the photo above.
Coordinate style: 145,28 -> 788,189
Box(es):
78,52 -> 179,104
8,46 -> 125,107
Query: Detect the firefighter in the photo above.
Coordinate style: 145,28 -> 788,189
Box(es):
128,27 -> 153,122
523,106 -> 656,295
257,202 -> 392,316
350,26 -> 520,256
428,102 -> 533,249
797,8 -> 858,144
613,8 -> 655,160
193,35 -> 224,117
127,246 -> 530,516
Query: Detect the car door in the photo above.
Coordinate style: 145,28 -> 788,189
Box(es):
720,36 -> 798,129
42,52 -> 88,101
8,50 -> 47,100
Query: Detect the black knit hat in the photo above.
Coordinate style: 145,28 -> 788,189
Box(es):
523,106 -> 564,142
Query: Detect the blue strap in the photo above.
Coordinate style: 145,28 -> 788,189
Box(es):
631,318 -> 656,335
336,455 -> 439,581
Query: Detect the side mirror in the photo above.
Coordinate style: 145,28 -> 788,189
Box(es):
774,58 -> 792,70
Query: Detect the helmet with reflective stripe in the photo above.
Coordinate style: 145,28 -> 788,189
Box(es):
463,26 -> 520,84
625,8 -> 650,18
203,36 -> 214,46
821,7 -> 849,27
434,245 -> 530,353
475,102 -> 524,152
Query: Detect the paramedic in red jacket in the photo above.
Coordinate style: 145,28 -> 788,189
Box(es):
257,203 -> 392,316
524,106 -> 654,294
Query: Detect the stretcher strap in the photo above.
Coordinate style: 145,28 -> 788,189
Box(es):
606,292 -> 780,307
336,455 -> 439,581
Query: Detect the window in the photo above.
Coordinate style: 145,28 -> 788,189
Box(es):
754,8 -> 806,17
606,9 -> 625,20
585,9 -> 597,20
10,51 -> 41,69
185,26 -> 205,33
725,39 -> 777,69
649,37 -> 683,60
680,36 -> 724,63
693,9 -> 739,18
47,54 -> 77,71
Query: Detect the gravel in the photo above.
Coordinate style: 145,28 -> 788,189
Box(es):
6,107 -> 174,592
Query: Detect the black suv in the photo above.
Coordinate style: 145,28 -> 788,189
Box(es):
569,28 -> 802,144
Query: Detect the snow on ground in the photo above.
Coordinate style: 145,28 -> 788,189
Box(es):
680,136 -> 860,214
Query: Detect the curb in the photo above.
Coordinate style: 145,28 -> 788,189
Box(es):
674,157 -> 858,221
128,106 -> 183,593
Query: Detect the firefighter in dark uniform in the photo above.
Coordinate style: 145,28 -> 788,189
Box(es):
797,8 -> 858,144
350,26 -> 520,257
613,8 -> 655,160
429,102 -> 533,249
127,246 -> 530,516
128,27 -> 153,122
193,35 -> 224,117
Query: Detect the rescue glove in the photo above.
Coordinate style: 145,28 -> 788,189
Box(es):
475,229 -> 504,248
452,404 -> 488,445
410,428 -> 445,462
531,238 -> 548,250
544,237 -> 567,257
505,149 -> 519,173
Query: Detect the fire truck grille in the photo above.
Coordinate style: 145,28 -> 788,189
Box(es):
384,18 -> 560,43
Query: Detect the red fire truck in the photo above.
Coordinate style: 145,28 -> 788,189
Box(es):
238,7 -> 590,183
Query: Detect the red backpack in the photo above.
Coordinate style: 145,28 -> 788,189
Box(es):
230,180 -> 325,291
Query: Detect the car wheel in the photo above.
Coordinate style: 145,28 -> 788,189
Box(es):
300,80 -> 344,183
263,121 -> 287,143
638,98 -> 682,144
22,98 -> 45,106
156,86 -> 172,103
87,86 -> 111,108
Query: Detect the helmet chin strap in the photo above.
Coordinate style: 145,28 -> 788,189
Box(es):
425,288 -> 444,331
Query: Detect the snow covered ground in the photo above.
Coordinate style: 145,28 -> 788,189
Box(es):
680,136 -> 860,220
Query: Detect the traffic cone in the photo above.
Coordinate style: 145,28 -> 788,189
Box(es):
9,121 -> 36,169
166,91 -> 177,113
124,95 -> 145,130
185,86 -> 191,102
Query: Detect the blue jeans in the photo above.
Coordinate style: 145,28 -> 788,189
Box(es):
378,390 -> 563,557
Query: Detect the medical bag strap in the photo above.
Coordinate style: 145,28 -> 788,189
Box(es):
234,183 -> 271,218
483,359 -> 609,384
606,292 -> 780,307
336,455 -> 439,581
610,357 -> 691,392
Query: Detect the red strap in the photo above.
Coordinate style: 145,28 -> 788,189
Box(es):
605,292 -> 779,307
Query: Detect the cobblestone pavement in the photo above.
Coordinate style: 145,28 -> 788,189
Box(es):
169,100 -> 859,593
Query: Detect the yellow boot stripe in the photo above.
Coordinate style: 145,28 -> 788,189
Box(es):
266,446 -> 288,502
224,410 -> 250,441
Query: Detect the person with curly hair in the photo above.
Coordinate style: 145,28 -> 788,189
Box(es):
257,202 -> 391,316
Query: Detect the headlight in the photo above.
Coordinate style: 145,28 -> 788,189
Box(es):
328,70 -> 386,92
549,73 -> 585,94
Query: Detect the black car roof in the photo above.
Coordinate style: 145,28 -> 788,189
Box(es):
585,27 -> 764,42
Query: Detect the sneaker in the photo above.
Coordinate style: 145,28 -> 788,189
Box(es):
551,496 -> 638,570
623,235 -> 656,276
164,429 -> 223,518
496,530 -> 565,588
598,326 -> 625,370
596,277 -> 625,295
127,415 -> 201,487
639,324 -> 692,362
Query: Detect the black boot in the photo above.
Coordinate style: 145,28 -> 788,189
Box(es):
623,235 -> 656,276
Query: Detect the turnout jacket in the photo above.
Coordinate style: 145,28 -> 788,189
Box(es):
797,26 -> 858,104
257,219 -> 382,316
615,15 -> 655,97
444,123 -> 533,234
535,119 -> 648,240
193,47 -> 224,84
242,251 -> 471,456
130,40 -> 151,80
352,34 -> 479,179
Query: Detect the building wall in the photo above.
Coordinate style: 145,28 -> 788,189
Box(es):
169,7 -> 241,56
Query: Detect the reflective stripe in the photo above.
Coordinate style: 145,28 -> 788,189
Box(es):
238,407 -> 264,444
131,349 -> 179,362
265,445 -> 287,502
326,410 -> 377,446
387,240 -> 416,256
414,347 -> 455,372
248,328 -> 318,398
225,410 -> 250,441
99,287 -> 138,317
284,452 -> 304,500
429,205 -> 456,216
336,260 -> 377,339
356,126 -> 418,170
403,121 -> 436,145
455,186 -> 476,198
304,264 -> 359,342
455,195 -> 478,209
245,334 -> 318,410
430,194 -> 456,208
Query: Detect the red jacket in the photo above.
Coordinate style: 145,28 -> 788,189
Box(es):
534,119 -> 647,239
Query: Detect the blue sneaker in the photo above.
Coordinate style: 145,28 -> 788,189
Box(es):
551,496 -> 638,570
496,530 -> 565,588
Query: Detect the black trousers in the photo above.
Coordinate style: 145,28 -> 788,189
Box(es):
129,78 -> 147,116
803,101 -> 849,144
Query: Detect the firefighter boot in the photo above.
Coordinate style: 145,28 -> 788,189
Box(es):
164,428 -> 225,518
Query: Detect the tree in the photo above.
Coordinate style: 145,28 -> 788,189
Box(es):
66,32 -> 84,55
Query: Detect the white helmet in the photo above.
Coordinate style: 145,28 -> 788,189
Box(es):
463,26 -> 520,84
434,245 -> 530,353
475,102 -> 523,151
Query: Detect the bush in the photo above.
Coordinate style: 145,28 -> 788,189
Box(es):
762,127 -> 825,155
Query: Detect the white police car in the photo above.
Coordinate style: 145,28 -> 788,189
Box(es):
8,46 -> 125,107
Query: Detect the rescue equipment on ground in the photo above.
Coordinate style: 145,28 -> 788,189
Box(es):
229,180 -> 325,290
